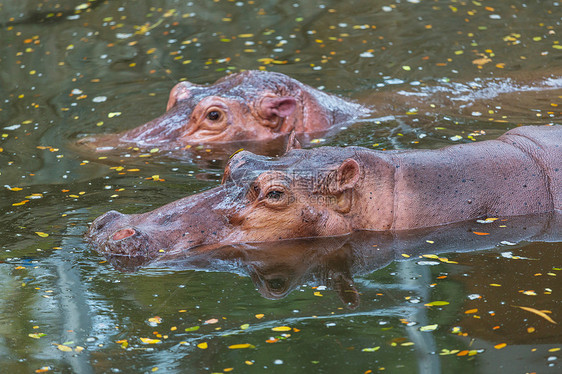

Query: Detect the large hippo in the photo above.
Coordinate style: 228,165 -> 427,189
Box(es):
86,125 -> 561,257
78,70 -> 367,152
102,212 -> 562,307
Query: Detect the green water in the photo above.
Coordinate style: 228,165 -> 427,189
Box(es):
0,0 -> 560,372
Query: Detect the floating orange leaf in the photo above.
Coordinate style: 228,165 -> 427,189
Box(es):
494,343 -> 507,349
472,231 -> 490,236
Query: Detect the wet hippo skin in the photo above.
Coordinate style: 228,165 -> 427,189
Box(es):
102,212 -> 562,307
86,125 -> 561,258
77,70 -> 367,152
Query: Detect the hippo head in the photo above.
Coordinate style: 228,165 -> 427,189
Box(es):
79,70 -> 366,153
85,144 -> 396,259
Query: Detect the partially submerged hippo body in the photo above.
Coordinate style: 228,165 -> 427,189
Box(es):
86,125 -> 561,258
78,70 -> 367,154
104,212 -> 562,307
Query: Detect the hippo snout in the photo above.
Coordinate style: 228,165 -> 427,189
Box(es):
86,210 -> 152,257
89,210 -> 126,234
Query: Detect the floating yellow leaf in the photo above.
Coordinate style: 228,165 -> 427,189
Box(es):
148,316 -> 162,324
494,343 -> 507,349
28,333 -> 46,339
419,324 -> 438,332
55,344 -> 73,352
514,306 -> 557,324
116,339 -> 128,348
228,343 -> 255,349
362,346 -> 380,352
35,232 -> 49,237
185,326 -> 200,332
472,57 -> 491,66
197,342 -> 208,349
424,301 -> 449,307
255,314 -> 264,319
140,337 -> 161,344
272,326 -> 292,332
240,324 -> 249,330
465,309 -> 478,314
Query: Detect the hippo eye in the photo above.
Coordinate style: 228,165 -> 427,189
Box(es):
207,111 -> 221,121
266,190 -> 283,201
267,278 -> 287,291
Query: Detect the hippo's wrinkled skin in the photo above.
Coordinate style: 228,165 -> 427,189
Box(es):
78,70 -> 366,152
86,125 -> 561,258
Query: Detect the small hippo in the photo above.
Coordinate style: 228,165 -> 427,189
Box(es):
79,70 -> 367,152
86,125 -> 561,257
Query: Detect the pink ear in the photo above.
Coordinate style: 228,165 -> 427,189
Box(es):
166,81 -> 194,111
336,159 -> 360,192
259,96 -> 297,119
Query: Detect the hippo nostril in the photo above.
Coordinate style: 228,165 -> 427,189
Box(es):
112,228 -> 136,241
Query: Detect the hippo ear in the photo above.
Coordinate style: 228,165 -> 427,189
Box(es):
284,130 -> 302,154
259,96 -> 297,121
333,158 -> 360,193
166,81 -> 195,111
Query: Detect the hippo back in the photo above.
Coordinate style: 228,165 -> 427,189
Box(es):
498,125 -> 562,210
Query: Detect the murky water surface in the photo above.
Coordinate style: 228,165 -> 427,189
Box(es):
0,0 -> 560,372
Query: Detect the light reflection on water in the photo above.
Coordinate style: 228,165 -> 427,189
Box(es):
0,0 -> 561,372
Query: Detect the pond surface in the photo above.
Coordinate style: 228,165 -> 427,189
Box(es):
0,0 -> 561,373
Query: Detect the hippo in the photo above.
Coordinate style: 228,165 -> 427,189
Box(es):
102,211 -> 562,307
78,70 -> 367,153
76,70 -> 562,160
86,125 -> 561,258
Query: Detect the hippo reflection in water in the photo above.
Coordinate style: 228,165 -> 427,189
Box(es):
102,212 -> 562,307
86,125 -> 562,260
